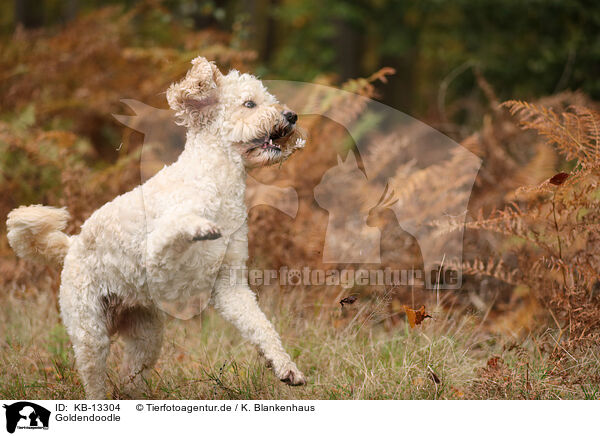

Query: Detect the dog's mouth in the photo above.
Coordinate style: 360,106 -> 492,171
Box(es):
247,126 -> 293,154
236,122 -> 305,169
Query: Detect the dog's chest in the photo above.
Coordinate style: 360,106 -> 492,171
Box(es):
144,176 -> 247,307
146,215 -> 243,317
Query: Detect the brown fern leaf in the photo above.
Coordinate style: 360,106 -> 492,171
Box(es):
450,258 -> 520,286
531,255 -> 587,289
465,204 -> 556,254
503,101 -> 600,168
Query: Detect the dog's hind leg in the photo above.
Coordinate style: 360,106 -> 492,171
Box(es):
118,306 -> 165,398
71,334 -> 110,399
60,287 -> 111,399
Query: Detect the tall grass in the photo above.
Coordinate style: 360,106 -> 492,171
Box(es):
1,287 -> 598,400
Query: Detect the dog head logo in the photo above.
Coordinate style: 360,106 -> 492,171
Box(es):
3,402 -> 50,433
267,80 -> 481,288
113,70 -> 481,316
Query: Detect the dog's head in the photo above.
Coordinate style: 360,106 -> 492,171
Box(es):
167,56 -> 305,168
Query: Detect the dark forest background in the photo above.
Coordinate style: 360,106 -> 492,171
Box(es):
4,0 -> 600,117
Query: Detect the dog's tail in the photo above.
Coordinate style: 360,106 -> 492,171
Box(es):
6,205 -> 72,266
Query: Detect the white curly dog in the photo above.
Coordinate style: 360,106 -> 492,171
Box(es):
7,56 -> 306,399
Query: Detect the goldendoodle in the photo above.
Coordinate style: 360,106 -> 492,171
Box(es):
7,56 -> 306,399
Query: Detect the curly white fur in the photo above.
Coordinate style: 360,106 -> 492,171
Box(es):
6,57 -> 306,398
7,205 -> 71,265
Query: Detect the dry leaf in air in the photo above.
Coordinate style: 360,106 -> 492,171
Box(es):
340,295 -> 358,307
549,172 -> 569,185
402,305 -> 432,328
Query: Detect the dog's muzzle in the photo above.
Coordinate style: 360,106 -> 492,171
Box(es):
249,111 -> 298,152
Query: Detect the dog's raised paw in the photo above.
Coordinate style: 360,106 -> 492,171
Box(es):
189,218 -> 222,241
192,229 -> 221,241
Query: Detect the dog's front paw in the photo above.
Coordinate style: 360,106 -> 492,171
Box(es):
192,228 -> 221,241
189,218 -> 221,241
274,361 -> 306,386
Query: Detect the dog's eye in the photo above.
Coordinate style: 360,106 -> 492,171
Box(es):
243,100 -> 256,109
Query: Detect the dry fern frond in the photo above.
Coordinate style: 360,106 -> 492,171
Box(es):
449,258 -> 520,286
503,101 -> 600,168
463,99 -> 600,345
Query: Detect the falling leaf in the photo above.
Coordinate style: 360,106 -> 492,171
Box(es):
402,305 -> 432,328
549,172 -> 569,185
340,295 -> 357,307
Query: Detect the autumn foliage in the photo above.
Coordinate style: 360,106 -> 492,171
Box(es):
1,4 -> 599,399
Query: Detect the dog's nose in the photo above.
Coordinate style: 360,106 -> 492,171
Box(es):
283,110 -> 298,125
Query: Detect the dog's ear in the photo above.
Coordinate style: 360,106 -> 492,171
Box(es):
166,56 -> 223,127
190,56 -> 223,88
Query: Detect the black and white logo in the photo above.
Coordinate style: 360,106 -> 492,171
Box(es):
3,402 -> 50,434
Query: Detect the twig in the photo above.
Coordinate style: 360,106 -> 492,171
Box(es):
435,254 -> 445,308
551,189 -> 567,292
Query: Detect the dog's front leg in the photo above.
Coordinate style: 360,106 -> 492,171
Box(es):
212,267 -> 306,386
147,211 -> 221,265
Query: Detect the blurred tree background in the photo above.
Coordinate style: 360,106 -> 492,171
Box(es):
3,0 -> 599,116
1,0 -> 599,274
